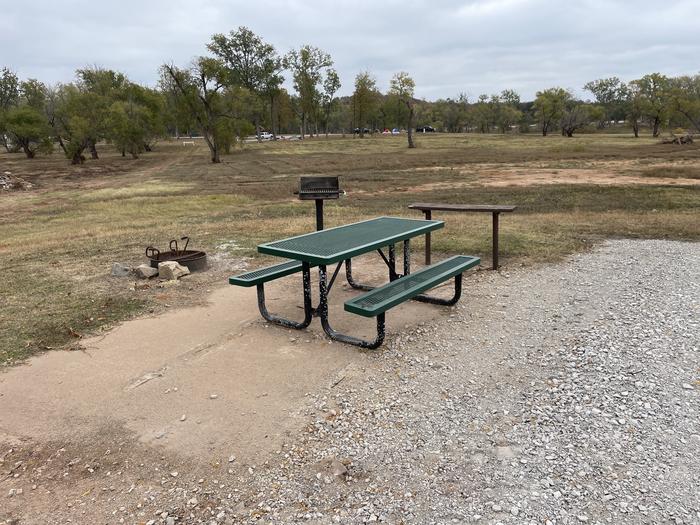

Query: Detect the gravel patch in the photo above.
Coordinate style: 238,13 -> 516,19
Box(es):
238,240 -> 699,524
3,239 -> 698,524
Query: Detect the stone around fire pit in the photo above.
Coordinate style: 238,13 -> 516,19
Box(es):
158,261 -> 190,280
135,264 -> 159,279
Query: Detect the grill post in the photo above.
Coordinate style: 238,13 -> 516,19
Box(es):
315,199 -> 324,231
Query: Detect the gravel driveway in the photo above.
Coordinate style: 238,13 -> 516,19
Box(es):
3,240 -> 698,524
241,240 -> 699,524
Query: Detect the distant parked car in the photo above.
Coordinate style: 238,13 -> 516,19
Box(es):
259,131 -> 274,141
391,128 -> 400,135
416,125 -> 435,133
353,128 -> 371,134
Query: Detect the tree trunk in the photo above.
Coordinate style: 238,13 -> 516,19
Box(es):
301,113 -> 306,139
270,95 -> 277,139
632,120 -> 639,138
89,139 -> 99,159
255,118 -> 261,143
679,110 -> 700,133
202,131 -> 220,163
71,151 -> 85,165
121,148 -> 126,157
652,117 -> 661,137
143,143 -> 152,152
21,142 -> 35,159
57,136 -> 67,154
406,102 -> 415,149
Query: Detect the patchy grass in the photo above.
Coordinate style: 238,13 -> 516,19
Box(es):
1,133 -> 699,366
639,165 -> 700,179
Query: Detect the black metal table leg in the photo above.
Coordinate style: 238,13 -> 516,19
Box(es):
319,264 -> 385,349
492,211 -> 499,270
256,262 -> 313,329
388,244 -> 397,281
403,239 -> 411,276
423,210 -> 432,265
345,259 -> 373,291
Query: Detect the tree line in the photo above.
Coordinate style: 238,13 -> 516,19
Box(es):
1,27 -> 699,163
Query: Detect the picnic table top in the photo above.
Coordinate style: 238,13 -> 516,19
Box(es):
258,216 -> 444,265
409,203 -> 516,213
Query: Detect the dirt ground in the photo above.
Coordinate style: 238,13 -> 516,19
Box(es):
0,256 -> 457,522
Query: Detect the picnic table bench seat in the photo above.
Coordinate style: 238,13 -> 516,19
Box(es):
228,259 -> 307,287
345,255 -> 480,317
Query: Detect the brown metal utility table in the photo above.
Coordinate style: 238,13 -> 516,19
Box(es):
237,217 -> 446,347
408,203 -> 516,269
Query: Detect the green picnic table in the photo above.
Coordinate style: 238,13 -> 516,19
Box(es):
230,217 -> 480,348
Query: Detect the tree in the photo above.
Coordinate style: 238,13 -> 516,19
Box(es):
560,102 -> 591,137
584,77 -> 625,127
4,105 -> 52,158
494,90 -> 522,133
320,69 -> 340,137
471,94 -> 492,133
208,27 -> 283,140
630,73 -> 671,137
284,45 -> 333,138
0,67 -> 20,152
533,88 -> 570,136
621,83 -> 643,137
52,84 -> 105,164
107,84 -> 165,158
161,58 -> 252,163
75,67 -> 129,158
352,71 -> 379,138
389,72 -> 416,148
669,74 -> 700,133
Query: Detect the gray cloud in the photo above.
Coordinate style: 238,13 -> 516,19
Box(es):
3,0 -> 698,100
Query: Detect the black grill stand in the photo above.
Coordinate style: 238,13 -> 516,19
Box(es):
296,176 -> 343,231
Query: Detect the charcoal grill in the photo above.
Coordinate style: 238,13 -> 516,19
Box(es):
296,176 -> 344,230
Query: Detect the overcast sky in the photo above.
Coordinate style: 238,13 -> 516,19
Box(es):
2,0 -> 698,101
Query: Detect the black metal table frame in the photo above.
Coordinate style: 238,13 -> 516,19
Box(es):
259,238 -> 461,349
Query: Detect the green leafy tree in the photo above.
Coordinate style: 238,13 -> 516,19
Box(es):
388,72 -> 416,148
161,58 -> 252,163
320,69 -> 341,137
3,105 -> 53,158
630,73 -> 671,137
107,84 -> 165,158
533,88 -> 570,136
52,84 -> 106,164
284,45 -> 333,138
669,74 -> 700,133
583,77 -> 626,127
0,67 -> 20,152
352,71 -> 379,138
560,102 -> 591,137
75,67 -> 129,158
208,27 -> 283,140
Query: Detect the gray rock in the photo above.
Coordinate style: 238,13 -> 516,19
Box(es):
111,262 -> 131,277
158,261 -> 190,280
135,264 -> 158,279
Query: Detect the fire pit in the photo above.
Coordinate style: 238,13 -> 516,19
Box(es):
145,236 -> 207,272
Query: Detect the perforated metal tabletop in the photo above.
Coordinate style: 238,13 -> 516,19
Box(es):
258,216 -> 444,265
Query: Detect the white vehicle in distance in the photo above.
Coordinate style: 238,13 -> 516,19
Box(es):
259,131 -> 274,141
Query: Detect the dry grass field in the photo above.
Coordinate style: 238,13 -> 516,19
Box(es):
1,132 -> 699,366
